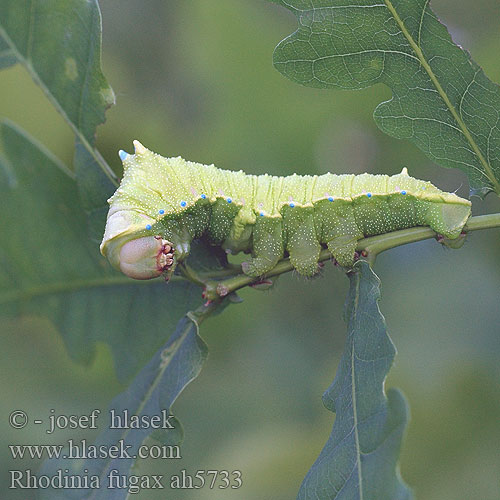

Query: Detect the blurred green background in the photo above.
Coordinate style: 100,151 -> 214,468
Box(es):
1,0 -> 499,498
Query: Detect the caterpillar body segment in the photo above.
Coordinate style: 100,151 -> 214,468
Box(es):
100,142 -> 472,280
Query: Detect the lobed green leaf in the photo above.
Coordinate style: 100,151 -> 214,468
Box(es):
74,139 -> 119,244
39,314 -> 208,500
0,0 -> 117,187
0,121 -> 203,380
271,0 -> 500,197
298,261 -> 411,500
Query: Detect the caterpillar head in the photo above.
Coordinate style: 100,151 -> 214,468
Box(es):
100,142 -> 185,281
100,206 -> 177,280
119,236 -> 175,280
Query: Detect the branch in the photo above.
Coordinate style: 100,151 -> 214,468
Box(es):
201,213 -> 500,301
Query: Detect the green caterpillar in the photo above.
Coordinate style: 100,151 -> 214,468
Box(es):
100,141 -> 471,280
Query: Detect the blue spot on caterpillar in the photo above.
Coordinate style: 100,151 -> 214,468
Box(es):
100,141 -> 471,280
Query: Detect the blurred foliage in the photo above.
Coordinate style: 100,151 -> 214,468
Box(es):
0,0 -> 499,499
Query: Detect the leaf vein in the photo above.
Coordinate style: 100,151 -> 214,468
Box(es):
383,0 -> 500,193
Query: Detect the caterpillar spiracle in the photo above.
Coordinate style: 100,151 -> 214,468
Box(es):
100,141 -> 471,280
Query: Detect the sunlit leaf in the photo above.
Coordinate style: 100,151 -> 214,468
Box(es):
0,0 -> 117,186
271,0 -> 500,197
